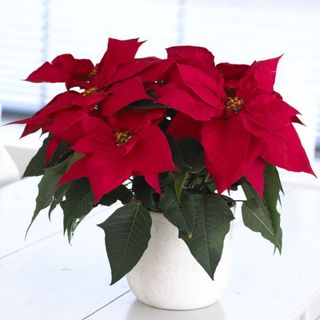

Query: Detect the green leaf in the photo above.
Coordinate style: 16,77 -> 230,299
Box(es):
241,181 -> 281,251
263,164 -> 283,252
159,187 -> 196,237
166,135 -> 189,170
206,179 -> 217,193
98,202 -> 152,285
26,158 -> 70,235
129,100 -> 167,109
132,176 -> 155,209
23,136 -> 50,177
65,152 -> 84,170
178,138 -> 204,173
23,137 -> 71,178
48,140 -> 70,166
48,182 -> 70,219
99,185 -> 132,206
174,171 -> 189,203
181,193 -> 234,280
60,178 -> 95,241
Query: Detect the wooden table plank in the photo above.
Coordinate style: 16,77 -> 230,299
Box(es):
86,185 -> 320,320
85,290 -> 227,320
0,207 -> 129,320
0,178 -> 128,320
1,178 -> 320,319
0,177 -> 62,257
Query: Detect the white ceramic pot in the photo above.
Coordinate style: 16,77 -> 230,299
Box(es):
127,211 -> 233,310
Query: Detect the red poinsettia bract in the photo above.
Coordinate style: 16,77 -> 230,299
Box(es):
58,109 -> 176,201
16,38 -> 315,200
155,46 -> 226,121
160,46 -> 314,195
20,38 -> 163,132
207,57 -> 315,194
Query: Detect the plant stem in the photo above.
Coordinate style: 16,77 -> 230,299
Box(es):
204,172 -> 210,183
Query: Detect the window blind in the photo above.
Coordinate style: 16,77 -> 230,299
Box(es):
0,0 -> 319,159
183,0 -> 320,159
0,1 -> 45,113
0,0 -> 183,114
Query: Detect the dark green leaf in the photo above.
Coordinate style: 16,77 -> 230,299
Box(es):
178,138 -> 204,173
159,187 -> 196,237
263,164 -> 283,252
99,184 -> 132,206
159,171 -> 175,188
241,181 -> 281,251
61,178 -> 95,241
174,171 -> 189,203
48,182 -> 70,219
26,158 -> 70,235
129,100 -> 167,109
181,193 -> 234,280
98,202 -> 152,285
65,152 -> 84,171
48,140 -> 70,166
132,176 -> 155,209
166,135 -> 189,170
23,136 -> 71,177
206,179 -> 217,193
23,136 -> 50,177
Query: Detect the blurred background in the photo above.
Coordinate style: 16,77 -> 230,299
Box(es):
0,0 -> 319,172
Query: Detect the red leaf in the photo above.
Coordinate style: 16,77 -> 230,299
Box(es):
157,87 -> 219,121
110,57 -> 162,84
107,108 -> 165,133
167,112 -> 202,142
175,63 -> 226,106
261,123 -> 315,176
72,92 -> 107,108
167,46 -> 215,66
88,153 -> 132,202
26,54 -> 94,89
46,136 -> 60,164
245,158 -> 266,197
216,63 -> 249,89
26,61 -> 65,83
128,125 -> 176,173
58,157 -> 89,186
143,173 -> 161,194
102,77 -> 151,116
98,38 -> 144,78
202,117 -> 261,192
240,94 -> 300,139
240,56 -> 282,94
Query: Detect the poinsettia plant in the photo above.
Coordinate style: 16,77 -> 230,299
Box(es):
14,38 -> 314,284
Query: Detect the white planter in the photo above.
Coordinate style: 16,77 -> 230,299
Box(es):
127,211 -> 233,310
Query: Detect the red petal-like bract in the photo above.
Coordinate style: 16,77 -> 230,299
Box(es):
98,38 -> 144,74
46,136 -> 60,163
101,77 -> 151,116
143,173 -> 161,194
216,63 -> 249,89
245,158 -> 266,197
156,46 -> 225,121
167,46 -> 215,66
197,55 -> 314,193
157,86 -> 220,121
202,117 -> 261,193
17,38 -> 314,201
167,112 -> 202,142
261,123 -> 315,176
26,54 -> 94,89
241,56 -> 282,94
59,110 -> 176,201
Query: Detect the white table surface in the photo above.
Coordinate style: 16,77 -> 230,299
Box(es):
0,177 -> 320,320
